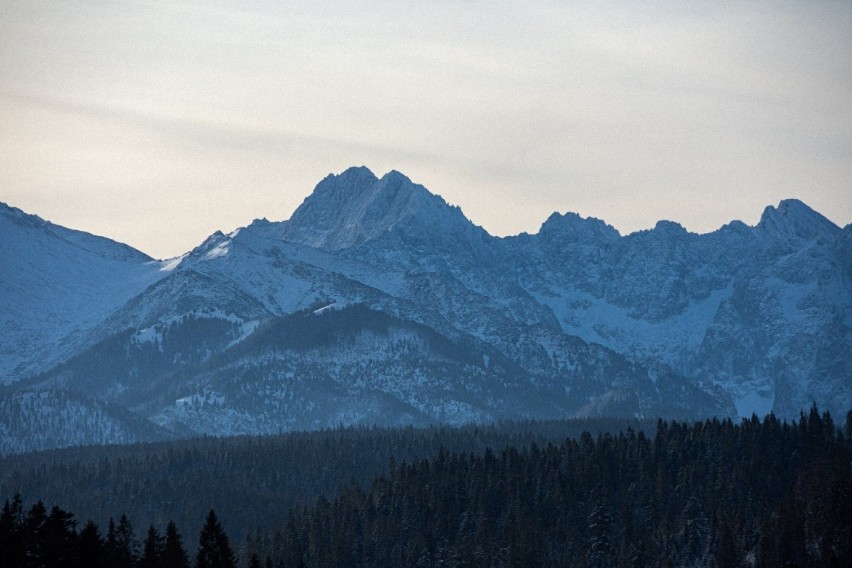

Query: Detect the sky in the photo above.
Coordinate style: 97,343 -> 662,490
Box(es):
1,1 -> 850,260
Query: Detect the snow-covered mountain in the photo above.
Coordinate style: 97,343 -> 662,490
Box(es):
1,168 -> 848,453
0,203 -> 168,381
501,198 -> 850,418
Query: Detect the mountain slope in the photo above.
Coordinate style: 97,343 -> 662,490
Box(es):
21,304 -> 727,442
0,203 -> 168,381
0,387 -> 174,455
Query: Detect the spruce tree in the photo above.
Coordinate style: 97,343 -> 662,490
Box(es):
114,514 -> 138,568
139,525 -> 165,568
163,520 -> 191,568
0,494 -> 24,567
104,517 -> 119,567
24,500 -> 48,566
42,505 -> 77,568
76,520 -> 105,568
196,509 -> 235,568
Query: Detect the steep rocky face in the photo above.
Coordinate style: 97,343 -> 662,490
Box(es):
497,200 -> 849,418
1,168 -> 848,454
281,166 -> 380,250
756,199 -> 842,244
282,167 -> 486,254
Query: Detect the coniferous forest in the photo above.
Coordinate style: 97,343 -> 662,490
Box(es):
2,409 -> 850,567
0,418 -> 651,546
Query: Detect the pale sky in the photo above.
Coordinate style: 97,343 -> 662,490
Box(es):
1,1 -> 850,260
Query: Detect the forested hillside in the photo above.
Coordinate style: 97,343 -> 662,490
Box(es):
250,408 -> 850,567
0,418 -> 647,546
2,410 -> 850,567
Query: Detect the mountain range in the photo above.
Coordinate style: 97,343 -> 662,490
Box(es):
1,167 -> 849,454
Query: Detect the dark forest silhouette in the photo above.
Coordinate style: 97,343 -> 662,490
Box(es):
2,409 -> 850,567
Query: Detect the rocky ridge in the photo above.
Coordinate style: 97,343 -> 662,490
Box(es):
1,168 -> 848,453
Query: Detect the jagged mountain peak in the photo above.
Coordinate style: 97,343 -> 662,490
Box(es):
248,217 -> 272,227
235,216 -> 288,243
381,168 -> 409,181
281,167 -> 482,251
716,219 -> 751,234
624,219 -> 691,240
332,165 -> 380,183
192,230 -> 228,251
178,230 -> 235,268
757,198 -> 840,242
652,219 -> 688,234
309,166 -> 380,202
538,211 -> 620,243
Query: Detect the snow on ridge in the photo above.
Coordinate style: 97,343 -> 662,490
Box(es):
205,241 -> 230,260
313,302 -> 339,315
158,254 -> 186,272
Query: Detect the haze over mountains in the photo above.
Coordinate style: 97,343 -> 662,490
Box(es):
1,167 -> 849,454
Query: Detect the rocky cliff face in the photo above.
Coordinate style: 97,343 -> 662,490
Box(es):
497,198 -> 850,418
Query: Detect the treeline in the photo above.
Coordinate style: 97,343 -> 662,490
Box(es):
1,418 -> 649,544
247,408 -> 851,567
0,498 -> 236,568
3,410 -> 850,566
